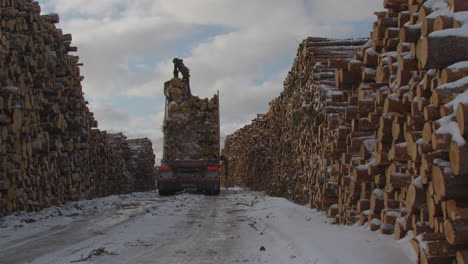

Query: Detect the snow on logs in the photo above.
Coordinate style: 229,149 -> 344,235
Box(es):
0,0 -> 156,216
222,0 -> 468,263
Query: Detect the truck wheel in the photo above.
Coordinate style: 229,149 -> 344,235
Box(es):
212,188 -> 220,195
158,189 -> 172,196
207,184 -> 220,196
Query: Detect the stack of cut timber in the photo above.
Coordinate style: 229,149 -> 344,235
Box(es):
222,37 -> 368,204
0,0 -> 156,217
222,0 -> 468,263
163,77 -> 219,162
127,138 -> 156,191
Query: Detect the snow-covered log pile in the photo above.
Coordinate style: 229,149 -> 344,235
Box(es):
222,0 -> 468,263
163,77 -> 219,162
223,37 -> 369,204
0,0 -> 156,216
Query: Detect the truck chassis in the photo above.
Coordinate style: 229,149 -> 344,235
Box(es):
157,160 -> 221,195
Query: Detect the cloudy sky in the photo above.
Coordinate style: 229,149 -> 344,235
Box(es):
37,0 -> 382,162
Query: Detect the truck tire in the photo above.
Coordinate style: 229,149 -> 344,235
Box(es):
158,183 -> 175,196
158,189 -> 173,196
212,187 -> 220,195
207,184 -> 220,196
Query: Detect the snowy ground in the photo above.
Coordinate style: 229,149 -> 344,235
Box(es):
0,188 -> 416,264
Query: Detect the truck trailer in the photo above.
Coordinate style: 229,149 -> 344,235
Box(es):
157,59 -> 221,195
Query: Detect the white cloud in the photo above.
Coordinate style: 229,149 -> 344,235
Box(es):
37,0 -> 380,161
90,103 -> 130,127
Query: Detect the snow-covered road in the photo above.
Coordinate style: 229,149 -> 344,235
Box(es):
0,189 -> 416,264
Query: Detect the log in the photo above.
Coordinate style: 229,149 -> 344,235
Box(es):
398,11 -> 411,28
371,188 -> 385,213
440,62 -> 468,85
400,25 -> 421,43
444,219 -> 468,245
433,15 -> 454,32
410,238 -> 420,256
394,220 -> 407,239
448,0 -> 468,12
424,105 -> 441,121
420,251 -> 454,264
450,141 -> 468,176
384,95 -> 409,115
431,77 -> 468,106
388,142 -> 409,161
431,131 -> 451,151
446,200 -> 468,221
407,177 -> 426,214
363,48 -> 379,67
423,240 -> 456,256
457,249 -> 468,264
457,103 -> 468,136
432,161 -> 468,201
387,172 -> 413,187
417,33 -> 468,69
420,232 -> 447,241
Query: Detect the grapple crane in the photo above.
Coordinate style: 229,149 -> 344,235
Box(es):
172,58 -> 191,96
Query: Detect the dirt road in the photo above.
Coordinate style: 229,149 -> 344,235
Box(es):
0,189 -> 415,264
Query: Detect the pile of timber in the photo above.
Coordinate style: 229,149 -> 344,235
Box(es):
222,0 -> 468,263
223,37 -> 368,204
163,77 -> 219,161
0,0 -> 156,216
127,138 -> 156,191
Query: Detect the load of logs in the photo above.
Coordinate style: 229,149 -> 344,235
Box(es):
163,77 -> 219,162
0,0 -> 156,216
222,0 -> 468,263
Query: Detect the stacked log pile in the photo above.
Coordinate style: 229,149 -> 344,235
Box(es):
127,138 -> 156,191
222,0 -> 468,262
223,38 -> 368,203
0,0 -> 156,216
163,77 -> 219,162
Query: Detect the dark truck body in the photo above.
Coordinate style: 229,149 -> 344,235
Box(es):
157,160 -> 221,195
157,79 -> 221,195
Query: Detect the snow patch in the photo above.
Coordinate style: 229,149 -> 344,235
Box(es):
447,61 -> 468,72
412,176 -> 423,189
363,139 -> 376,153
430,27 -> 468,38
423,0 -> 448,10
373,188 -> 384,200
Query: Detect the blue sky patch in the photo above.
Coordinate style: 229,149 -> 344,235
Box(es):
349,19 -> 373,38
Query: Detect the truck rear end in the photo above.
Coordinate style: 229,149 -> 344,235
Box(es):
157,161 -> 221,195
157,72 -> 221,195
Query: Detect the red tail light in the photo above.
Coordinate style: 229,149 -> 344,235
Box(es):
159,166 -> 171,170
207,166 -> 219,171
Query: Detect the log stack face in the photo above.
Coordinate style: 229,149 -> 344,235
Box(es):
0,0 -> 156,216
127,138 -> 156,192
223,37 -> 368,203
222,0 -> 468,262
